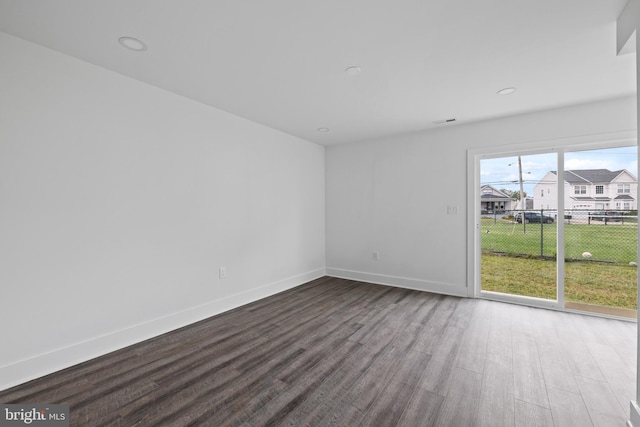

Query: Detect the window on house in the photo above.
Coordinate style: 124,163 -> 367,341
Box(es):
541,190 -> 544,197
596,185 -> 604,194
618,183 -> 631,194
574,185 -> 586,195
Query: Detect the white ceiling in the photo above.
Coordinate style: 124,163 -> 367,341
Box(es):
0,0 -> 636,146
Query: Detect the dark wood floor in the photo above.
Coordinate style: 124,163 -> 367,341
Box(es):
0,276 -> 636,426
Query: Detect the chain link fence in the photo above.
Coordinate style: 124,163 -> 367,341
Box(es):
481,209 -> 638,264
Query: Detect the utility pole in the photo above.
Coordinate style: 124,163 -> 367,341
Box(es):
518,155 -> 526,233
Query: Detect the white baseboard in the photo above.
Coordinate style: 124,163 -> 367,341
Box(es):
0,268 -> 325,392
325,268 -> 468,298
629,401 -> 640,427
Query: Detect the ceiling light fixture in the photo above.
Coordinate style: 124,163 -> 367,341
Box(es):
118,36 -> 147,52
497,87 -> 517,95
317,127 -> 330,132
345,66 -> 362,76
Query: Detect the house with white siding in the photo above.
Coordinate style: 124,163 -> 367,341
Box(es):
480,185 -> 515,213
533,169 -> 637,212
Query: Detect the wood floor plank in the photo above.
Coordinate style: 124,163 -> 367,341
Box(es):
477,352 -> 515,427
315,403 -> 364,427
412,297 -> 459,356
344,349 -> 407,411
272,322 -> 397,426
447,297 -> 477,329
357,377 -> 415,427
536,338 -> 580,394
581,340 -> 635,413
593,319 -> 637,372
455,315 -> 490,374
511,304 -> 542,337
575,375 -> 628,427
396,389 -> 444,427
347,347 -> 429,414
547,386 -> 594,427
486,307 -> 513,359
514,399 -> 554,427
0,277 -> 635,427
232,330 -> 363,426
434,367 -> 483,426
390,349 -> 431,387
512,333 -> 549,409
416,354 -> 458,397
553,313 -> 607,382
417,323 -> 464,361
347,303 -> 400,344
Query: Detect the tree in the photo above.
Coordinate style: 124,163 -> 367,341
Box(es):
511,190 -> 527,201
499,188 -> 528,200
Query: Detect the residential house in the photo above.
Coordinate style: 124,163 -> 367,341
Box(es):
480,185 -> 513,213
533,169 -> 637,212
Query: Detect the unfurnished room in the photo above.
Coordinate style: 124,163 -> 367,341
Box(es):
1,1 -> 640,426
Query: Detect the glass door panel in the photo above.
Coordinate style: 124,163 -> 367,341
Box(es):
563,147 -> 638,317
480,152 -> 558,301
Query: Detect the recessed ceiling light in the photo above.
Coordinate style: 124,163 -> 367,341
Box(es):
345,66 -> 362,76
317,127 -> 330,132
118,36 -> 147,52
497,87 -> 517,95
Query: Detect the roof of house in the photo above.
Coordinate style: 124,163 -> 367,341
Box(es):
480,185 -> 512,199
551,169 -> 625,184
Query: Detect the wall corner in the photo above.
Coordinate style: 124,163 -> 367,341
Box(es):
629,401 -> 640,427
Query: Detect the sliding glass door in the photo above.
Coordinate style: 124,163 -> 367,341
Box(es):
477,144 -> 637,318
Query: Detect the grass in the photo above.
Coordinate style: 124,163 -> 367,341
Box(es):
480,218 -> 638,310
481,252 -> 638,309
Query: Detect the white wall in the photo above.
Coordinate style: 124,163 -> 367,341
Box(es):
0,33 -> 325,390
326,96 -> 636,296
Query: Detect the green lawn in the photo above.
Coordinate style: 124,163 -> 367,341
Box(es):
482,253 -> 637,310
481,218 -> 637,263
480,218 -> 638,310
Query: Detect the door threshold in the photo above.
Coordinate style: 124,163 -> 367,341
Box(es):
564,301 -> 637,319
480,291 -> 637,321
479,290 -> 558,310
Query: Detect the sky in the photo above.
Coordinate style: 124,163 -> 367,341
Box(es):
480,146 -> 638,195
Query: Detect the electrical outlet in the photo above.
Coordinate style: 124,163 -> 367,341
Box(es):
447,205 -> 458,215
372,251 -> 379,261
219,266 -> 227,279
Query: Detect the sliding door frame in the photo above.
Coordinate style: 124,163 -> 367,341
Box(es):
467,131 -> 636,314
